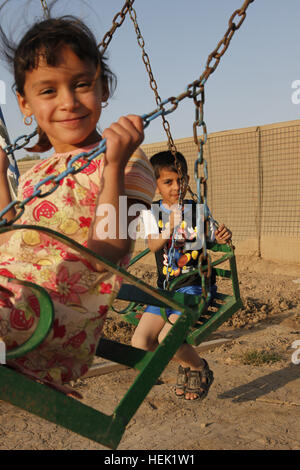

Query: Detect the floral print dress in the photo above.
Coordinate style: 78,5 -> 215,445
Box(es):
0,143 -> 156,384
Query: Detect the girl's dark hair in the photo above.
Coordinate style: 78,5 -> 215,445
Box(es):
150,151 -> 188,179
0,14 -> 116,152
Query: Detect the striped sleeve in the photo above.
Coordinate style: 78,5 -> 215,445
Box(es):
124,148 -> 156,207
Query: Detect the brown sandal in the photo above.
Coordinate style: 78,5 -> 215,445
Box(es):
184,360 -> 214,401
174,365 -> 190,398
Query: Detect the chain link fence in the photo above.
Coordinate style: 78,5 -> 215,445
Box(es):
17,119 -> 300,263
140,119 -> 300,263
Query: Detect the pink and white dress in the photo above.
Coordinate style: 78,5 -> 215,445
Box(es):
0,143 -> 156,384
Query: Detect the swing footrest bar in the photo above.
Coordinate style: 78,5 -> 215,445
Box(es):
96,337 -> 150,371
186,297 -> 243,346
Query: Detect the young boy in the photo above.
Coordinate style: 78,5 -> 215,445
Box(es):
131,151 -> 232,401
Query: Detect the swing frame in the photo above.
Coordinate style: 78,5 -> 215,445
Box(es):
0,224 -> 213,449
0,225 -> 242,449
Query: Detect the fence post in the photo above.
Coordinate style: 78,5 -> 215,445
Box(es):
256,126 -> 262,258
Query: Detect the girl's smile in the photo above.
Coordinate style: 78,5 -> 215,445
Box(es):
17,45 -> 108,153
55,114 -> 90,127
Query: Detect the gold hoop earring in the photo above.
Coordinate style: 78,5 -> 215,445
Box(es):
23,115 -> 33,126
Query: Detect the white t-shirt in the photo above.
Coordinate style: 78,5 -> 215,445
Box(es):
140,201 -> 216,244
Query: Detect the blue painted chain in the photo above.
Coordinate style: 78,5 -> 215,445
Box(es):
0,137 -> 107,226
0,92 -> 197,228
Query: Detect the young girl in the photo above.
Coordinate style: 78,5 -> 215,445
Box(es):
0,16 -> 156,389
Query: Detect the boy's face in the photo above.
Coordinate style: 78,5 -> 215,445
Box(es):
156,167 -> 189,206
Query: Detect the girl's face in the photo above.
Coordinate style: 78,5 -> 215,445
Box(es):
17,45 -> 108,153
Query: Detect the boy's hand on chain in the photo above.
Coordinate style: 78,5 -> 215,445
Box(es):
215,224 -> 232,244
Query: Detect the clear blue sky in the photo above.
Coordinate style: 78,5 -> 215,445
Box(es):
0,0 -> 299,158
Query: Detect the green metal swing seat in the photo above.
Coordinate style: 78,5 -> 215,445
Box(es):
0,223 -> 242,449
116,241 -> 242,346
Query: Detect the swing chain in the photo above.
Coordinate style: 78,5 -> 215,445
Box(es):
0,140 -> 107,226
128,2 -> 190,291
98,0 -> 136,54
128,5 -> 177,155
40,0 -> 50,19
7,0 -> 255,161
192,83 -> 209,228
143,0 -> 255,123
188,0 -> 254,94
193,85 -> 207,160
5,129 -> 38,157
198,252 -> 212,300
191,79 -> 212,289
127,2 -> 189,207
128,3 -> 191,288
1,0 -> 255,229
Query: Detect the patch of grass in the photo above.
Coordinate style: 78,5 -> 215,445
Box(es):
240,349 -> 282,366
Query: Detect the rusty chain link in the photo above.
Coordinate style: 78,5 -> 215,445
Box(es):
40,0 -> 50,19
188,0 -> 256,282
40,1 -> 135,53
188,0 -> 255,95
127,2 -> 189,208
98,0 -> 135,54
128,5 -> 177,156
143,0 -> 254,124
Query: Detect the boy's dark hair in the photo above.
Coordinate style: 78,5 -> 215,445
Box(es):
150,151 -> 188,179
0,12 -> 116,152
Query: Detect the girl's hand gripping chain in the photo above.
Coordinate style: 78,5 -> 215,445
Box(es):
102,115 -> 144,170
88,115 -> 144,269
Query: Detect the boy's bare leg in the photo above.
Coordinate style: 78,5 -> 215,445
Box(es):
131,312 -> 166,351
132,312 -> 211,400
158,314 -> 208,400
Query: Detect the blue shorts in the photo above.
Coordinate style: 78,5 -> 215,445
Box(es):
145,284 -> 217,318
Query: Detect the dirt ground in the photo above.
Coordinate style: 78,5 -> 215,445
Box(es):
0,254 -> 300,450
